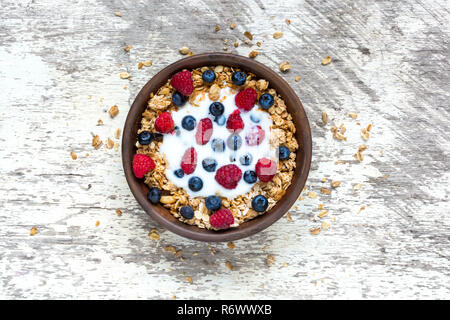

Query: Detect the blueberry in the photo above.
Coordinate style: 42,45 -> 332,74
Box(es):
229,155 -> 236,162
202,158 -> 218,172
209,102 -> 224,117
180,206 -> 194,219
172,91 -> 186,107
243,170 -> 257,184
174,169 -> 184,178
250,114 -> 261,123
226,134 -> 242,151
252,195 -> 268,212
239,153 -> 253,166
202,70 -> 216,83
205,195 -> 222,211
232,71 -> 246,86
181,115 -> 196,131
214,114 -> 226,126
188,176 -> 203,191
259,93 -> 274,109
211,138 -> 225,152
147,187 -> 161,204
278,146 -> 291,160
138,131 -> 153,145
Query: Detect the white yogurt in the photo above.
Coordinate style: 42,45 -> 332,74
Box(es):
160,86 -> 276,199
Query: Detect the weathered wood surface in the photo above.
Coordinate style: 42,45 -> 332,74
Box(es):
0,0 -> 449,299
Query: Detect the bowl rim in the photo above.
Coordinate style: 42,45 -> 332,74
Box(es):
122,52 -> 312,242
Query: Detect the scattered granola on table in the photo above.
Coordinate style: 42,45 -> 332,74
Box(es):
279,61 -> 291,72
109,105 -> 119,118
273,31 -> 283,39
92,135 -> 102,149
321,56 -> 332,65
120,72 -> 131,79
132,66 -> 299,230
30,227 -> 38,236
179,47 -> 190,55
249,50 -> 258,58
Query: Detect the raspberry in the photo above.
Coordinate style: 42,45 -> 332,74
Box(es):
226,109 -> 244,133
132,154 -> 155,179
154,112 -> 174,133
170,70 -> 194,96
209,209 -> 234,229
180,147 -> 197,175
235,88 -> 257,111
255,158 -> 277,182
215,164 -> 242,189
195,118 -> 213,145
245,125 -> 265,146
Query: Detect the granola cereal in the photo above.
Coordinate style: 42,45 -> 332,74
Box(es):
30,227 -> 38,236
273,31 -> 283,39
249,50 -> 258,58
92,135 -> 102,149
321,56 -> 332,65
109,105 -> 119,118
133,66 -> 299,230
179,47 -> 190,55
120,72 -> 131,79
279,61 -> 291,72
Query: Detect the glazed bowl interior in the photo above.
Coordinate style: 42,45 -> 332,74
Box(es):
122,53 -> 312,242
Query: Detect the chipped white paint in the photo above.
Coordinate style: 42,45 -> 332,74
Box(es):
0,0 -> 449,299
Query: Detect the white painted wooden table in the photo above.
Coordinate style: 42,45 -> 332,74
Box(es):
1,0 -> 449,299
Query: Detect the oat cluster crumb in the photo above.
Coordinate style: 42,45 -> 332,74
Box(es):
179,47 -> 190,55
279,61 -> 291,72
106,138 -> 114,149
244,31 -> 253,40
273,31 -> 283,39
138,60 -> 152,69
30,227 -> 38,236
227,241 -> 235,250
92,135 -> 102,149
120,72 -> 131,79
148,228 -> 160,240
331,124 -> 347,141
266,254 -> 275,265
321,56 -> 332,65
322,111 -> 328,125
225,261 -> 234,270
249,50 -> 258,58
109,105 -> 119,118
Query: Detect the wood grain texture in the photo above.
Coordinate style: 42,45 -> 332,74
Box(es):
0,0 -> 449,299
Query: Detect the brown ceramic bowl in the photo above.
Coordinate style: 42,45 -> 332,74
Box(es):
122,53 -> 312,242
